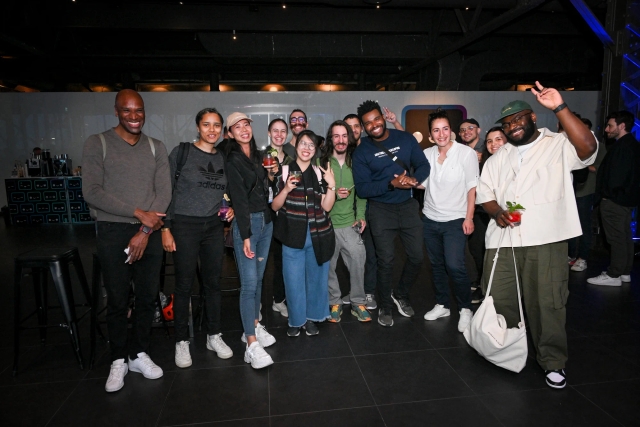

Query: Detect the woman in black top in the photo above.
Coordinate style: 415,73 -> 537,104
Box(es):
162,108 -> 234,368
226,112 -> 277,369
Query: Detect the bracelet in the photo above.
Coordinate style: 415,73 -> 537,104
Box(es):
464,218 -> 473,221
553,103 -> 567,114
160,228 -> 170,232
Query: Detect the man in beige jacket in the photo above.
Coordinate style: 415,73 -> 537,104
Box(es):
476,81 -> 597,389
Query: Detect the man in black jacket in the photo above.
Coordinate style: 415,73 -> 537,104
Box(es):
588,110 -> 640,287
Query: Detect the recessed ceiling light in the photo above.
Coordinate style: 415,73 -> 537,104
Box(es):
362,0 -> 391,5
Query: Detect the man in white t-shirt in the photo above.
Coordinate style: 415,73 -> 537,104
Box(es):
476,82 -> 597,390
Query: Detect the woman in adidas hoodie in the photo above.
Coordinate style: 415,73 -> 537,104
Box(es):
162,108 -> 234,369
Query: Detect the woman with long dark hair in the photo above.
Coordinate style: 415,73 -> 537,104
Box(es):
226,112 -> 277,369
162,108 -> 234,368
271,130 -> 336,337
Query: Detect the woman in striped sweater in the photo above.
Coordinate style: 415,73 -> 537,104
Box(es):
271,130 -> 336,337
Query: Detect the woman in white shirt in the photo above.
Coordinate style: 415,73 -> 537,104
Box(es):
421,110 -> 479,333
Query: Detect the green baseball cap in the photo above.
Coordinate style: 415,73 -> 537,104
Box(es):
495,100 -> 533,123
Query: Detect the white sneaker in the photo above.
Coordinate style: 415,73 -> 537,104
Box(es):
424,304 -> 451,321
272,300 -> 289,318
244,341 -> 274,369
587,272 -> 622,287
241,323 -> 276,348
571,259 -> 587,272
105,358 -> 128,392
128,352 -> 163,379
207,333 -> 233,359
458,308 -> 473,333
621,275 -> 631,283
259,303 -> 262,322
175,341 -> 192,368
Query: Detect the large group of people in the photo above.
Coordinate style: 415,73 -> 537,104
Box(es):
82,84 -> 638,395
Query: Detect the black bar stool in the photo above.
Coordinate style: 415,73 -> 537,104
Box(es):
13,247 -> 94,375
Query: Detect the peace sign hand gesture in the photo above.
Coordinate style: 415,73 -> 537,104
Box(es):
317,163 -> 336,188
530,80 -> 564,111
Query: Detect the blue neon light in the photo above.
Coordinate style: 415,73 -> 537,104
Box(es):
627,24 -> 640,39
624,54 -> 640,70
621,82 -> 640,98
568,0 -> 614,47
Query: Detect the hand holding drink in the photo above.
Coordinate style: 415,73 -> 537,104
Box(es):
262,151 -> 276,167
506,201 -> 525,226
219,194 -> 231,221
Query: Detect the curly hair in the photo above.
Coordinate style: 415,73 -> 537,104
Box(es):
356,100 -> 383,122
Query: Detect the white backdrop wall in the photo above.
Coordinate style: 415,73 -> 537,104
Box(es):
0,90 -> 600,207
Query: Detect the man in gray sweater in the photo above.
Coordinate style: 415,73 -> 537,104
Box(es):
82,89 -> 171,392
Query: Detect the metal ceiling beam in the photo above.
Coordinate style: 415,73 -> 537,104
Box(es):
387,0 -> 548,84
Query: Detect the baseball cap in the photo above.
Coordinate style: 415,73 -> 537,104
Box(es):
460,118 -> 480,127
226,112 -> 253,128
495,100 -> 533,123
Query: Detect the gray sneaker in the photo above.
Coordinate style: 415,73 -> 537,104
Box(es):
365,293 -> 377,310
391,293 -> 415,317
377,308 -> 394,327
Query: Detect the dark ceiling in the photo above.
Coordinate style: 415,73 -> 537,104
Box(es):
0,0 -> 608,92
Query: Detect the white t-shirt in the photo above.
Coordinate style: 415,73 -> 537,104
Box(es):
422,142 -> 479,221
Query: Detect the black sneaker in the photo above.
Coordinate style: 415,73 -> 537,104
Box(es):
545,369 -> 567,389
391,293 -> 415,317
471,288 -> 485,304
377,308 -> 394,327
303,320 -> 319,336
287,326 -> 300,337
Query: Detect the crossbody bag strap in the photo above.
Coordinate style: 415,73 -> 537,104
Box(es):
148,136 -> 156,157
369,139 -> 410,173
485,227 -> 525,325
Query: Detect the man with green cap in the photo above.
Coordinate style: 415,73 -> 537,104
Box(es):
476,81 -> 597,389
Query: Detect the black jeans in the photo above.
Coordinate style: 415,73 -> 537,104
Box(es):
97,222 -> 163,362
363,205 -> 377,294
568,193 -> 594,260
600,198 -> 634,277
171,215 -> 224,342
368,198 -> 424,310
468,210 -> 490,285
270,236 -> 286,303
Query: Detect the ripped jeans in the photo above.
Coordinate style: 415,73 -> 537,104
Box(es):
232,212 -> 273,337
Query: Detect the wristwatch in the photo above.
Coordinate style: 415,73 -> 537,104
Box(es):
328,186 -> 336,191
553,103 -> 568,114
140,225 -> 153,234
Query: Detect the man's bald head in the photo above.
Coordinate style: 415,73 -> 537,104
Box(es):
114,89 -> 145,138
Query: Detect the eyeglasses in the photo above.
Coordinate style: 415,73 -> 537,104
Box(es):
501,112 -> 532,131
298,141 -> 316,150
290,117 -> 306,124
459,125 -> 477,133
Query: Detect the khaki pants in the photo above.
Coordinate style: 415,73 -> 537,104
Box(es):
482,241 -> 569,371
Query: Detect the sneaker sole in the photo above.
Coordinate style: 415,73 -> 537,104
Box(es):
546,379 -> 567,389
621,276 -> 631,282
328,318 -> 341,323
377,317 -> 394,327
391,294 -> 414,318
351,310 -> 372,322
570,267 -> 586,272
304,329 -> 319,336
175,358 -> 192,368
206,342 -> 233,359
128,365 -> 163,379
244,353 -> 274,369
587,281 -> 622,287
287,331 -> 300,337
272,304 -> 289,318
424,311 -> 451,321
366,304 -> 378,310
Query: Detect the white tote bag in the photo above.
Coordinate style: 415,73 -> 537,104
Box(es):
463,228 -> 528,373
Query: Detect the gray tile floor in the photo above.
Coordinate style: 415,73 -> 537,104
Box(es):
0,222 -> 639,426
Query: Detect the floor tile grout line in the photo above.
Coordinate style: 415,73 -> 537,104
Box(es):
43,378 -> 84,427
154,371 -> 178,427
338,322 -> 388,427
569,385 -> 626,427
577,334 -> 640,369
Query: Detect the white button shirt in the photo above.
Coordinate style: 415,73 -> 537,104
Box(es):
476,128 -> 598,249
422,142 -> 479,221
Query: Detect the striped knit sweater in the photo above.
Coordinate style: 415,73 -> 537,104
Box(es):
273,163 -> 335,265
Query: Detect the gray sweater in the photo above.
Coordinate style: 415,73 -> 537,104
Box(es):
82,128 -> 172,222
164,143 -> 227,227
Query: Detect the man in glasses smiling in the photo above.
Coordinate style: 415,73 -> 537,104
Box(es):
476,82 -> 597,390
282,109 -> 308,160
459,118 -> 484,163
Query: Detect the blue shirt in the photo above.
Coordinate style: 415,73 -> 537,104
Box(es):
353,129 -> 430,204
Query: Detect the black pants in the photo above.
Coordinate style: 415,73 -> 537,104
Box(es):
600,199 -> 635,277
270,236 -> 286,303
468,210 -> 490,285
363,206 -> 377,294
368,198 -> 424,310
171,216 -> 224,342
97,222 -> 163,362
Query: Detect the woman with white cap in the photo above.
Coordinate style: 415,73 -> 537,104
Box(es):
226,112 -> 278,369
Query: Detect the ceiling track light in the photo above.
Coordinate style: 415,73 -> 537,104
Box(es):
362,0 -> 391,7
233,29 -> 236,40
282,3 -> 286,8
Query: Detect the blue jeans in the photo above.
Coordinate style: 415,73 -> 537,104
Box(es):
282,227 -> 330,328
232,212 -> 273,337
422,216 -> 471,310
